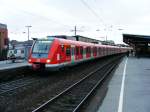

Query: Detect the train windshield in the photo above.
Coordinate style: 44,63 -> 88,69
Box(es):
32,40 -> 52,53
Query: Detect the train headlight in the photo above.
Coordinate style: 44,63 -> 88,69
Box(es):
46,59 -> 51,63
28,59 -> 32,62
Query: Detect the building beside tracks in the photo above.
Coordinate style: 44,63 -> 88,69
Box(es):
9,40 -> 33,60
0,23 -> 9,60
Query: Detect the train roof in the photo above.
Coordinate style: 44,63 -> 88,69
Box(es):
36,37 -> 125,49
54,38 -> 121,48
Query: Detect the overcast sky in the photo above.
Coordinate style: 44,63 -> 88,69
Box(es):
0,0 -> 150,43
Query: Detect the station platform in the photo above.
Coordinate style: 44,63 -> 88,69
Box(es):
97,57 -> 150,112
0,60 -> 28,70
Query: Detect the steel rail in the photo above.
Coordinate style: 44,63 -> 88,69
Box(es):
0,77 -> 40,95
73,60 -> 119,112
32,56 -> 122,112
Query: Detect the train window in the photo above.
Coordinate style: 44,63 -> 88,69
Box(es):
93,47 -> 95,54
32,40 -> 52,53
76,47 -> 79,55
89,47 -> 91,54
80,46 -> 83,55
99,48 -> 101,55
86,47 -> 91,54
86,47 -> 88,53
93,47 -> 97,54
66,47 -> 71,56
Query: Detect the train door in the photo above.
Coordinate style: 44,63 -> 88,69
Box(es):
71,45 -> 75,63
65,45 -> 71,62
80,46 -> 83,59
75,46 -> 80,60
59,44 -> 65,63
83,46 -> 86,59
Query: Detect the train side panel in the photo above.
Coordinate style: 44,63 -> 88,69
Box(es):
28,38 -> 130,71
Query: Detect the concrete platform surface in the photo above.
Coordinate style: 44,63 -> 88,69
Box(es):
97,57 -> 150,112
0,60 -> 28,70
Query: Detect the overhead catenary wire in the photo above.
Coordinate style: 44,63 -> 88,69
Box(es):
10,9 -> 72,36
21,10 -> 71,28
80,0 -> 114,41
80,0 -> 114,35
80,0 -> 106,27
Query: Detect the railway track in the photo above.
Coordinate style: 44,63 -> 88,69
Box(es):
0,77 -> 40,95
32,56 -> 121,112
0,59 -> 103,96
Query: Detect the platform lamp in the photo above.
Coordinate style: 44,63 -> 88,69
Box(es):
25,25 -> 32,61
70,26 -> 83,36
25,25 -> 32,41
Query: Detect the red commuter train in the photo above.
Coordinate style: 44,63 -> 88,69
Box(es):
28,37 -> 129,70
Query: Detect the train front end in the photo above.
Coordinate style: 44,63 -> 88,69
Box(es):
28,38 -> 54,70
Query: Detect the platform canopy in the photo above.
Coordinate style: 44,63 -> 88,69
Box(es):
123,34 -> 150,45
123,34 -> 150,56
